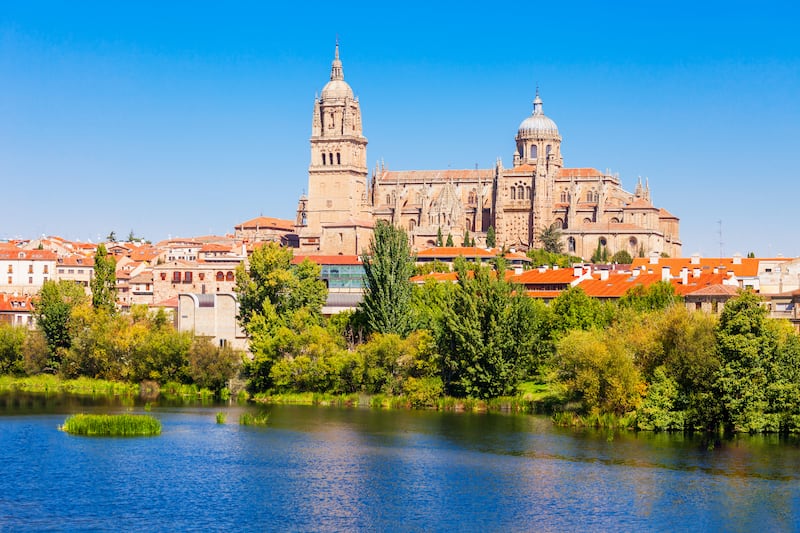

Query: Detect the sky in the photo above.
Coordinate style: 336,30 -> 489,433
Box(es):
1,1 -> 798,257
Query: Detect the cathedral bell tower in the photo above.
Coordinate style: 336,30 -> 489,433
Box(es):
298,43 -> 370,253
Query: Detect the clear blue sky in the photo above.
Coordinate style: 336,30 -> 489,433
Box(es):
1,1 -> 798,257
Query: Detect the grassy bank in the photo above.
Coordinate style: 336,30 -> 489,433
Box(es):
60,413 -> 162,436
0,375 -> 138,397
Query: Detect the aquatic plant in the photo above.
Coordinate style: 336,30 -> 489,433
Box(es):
239,412 -> 270,426
60,413 -> 161,436
216,412 -> 226,424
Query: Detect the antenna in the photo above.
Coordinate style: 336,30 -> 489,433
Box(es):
717,220 -> 724,258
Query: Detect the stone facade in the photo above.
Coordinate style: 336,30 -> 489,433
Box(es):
298,46 -> 681,259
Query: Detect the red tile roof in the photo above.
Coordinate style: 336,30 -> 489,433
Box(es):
630,257 -> 771,278
0,293 -> 33,312
558,168 -> 604,178
577,271 -> 731,298
0,250 -> 57,261
417,247 -> 498,259
512,268 -> 580,284
235,216 -> 295,231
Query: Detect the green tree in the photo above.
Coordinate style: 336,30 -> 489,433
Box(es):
619,281 -> 680,312
0,324 -> 26,375
438,260 -> 546,398
462,229 -> 471,247
436,227 -> 444,247
33,280 -> 88,369
486,226 -> 496,248
550,286 -> 610,336
359,220 -> 415,336
445,233 -> 454,247
188,337 -> 241,392
538,223 -> 563,254
235,242 -> 327,328
106,231 -> 117,242
611,250 -> 633,264
91,243 -> 117,313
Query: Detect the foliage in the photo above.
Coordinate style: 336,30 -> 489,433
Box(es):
461,229 -> 471,247
60,413 -> 161,436
359,220 -> 415,336
619,281 -> 681,312
91,243 -> 117,313
610,250 -> 633,264
403,376 -> 444,408
187,337 -> 241,392
0,324 -> 26,375
436,227 -> 444,247
526,248 -> 581,268
414,260 -> 450,276
555,329 -> 644,415
538,223 -> 563,254
486,225 -> 496,248
549,286 -> 612,336
216,412 -> 226,424
591,241 -> 609,263
33,279 -> 88,368
445,233 -> 454,247
235,243 -> 327,328
438,261 -> 547,398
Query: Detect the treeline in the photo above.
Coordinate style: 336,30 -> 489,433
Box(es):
0,280 -> 239,392
239,225 -> 800,434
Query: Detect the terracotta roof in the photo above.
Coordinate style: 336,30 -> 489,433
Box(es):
200,243 -> 232,253
659,208 -> 678,219
558,168 -> 604,178
129,271 -> 154,284
512,268 -> 580,284
235,216 -> 295,231
630,257 -> 771,278
57,255 -> 94,267
0,293 -> 33,312
379,169 -> 493,183
625,198 -> 656,209
0,250 -> 57,261
153,296 -> 179,308
685,284 -> 740,297
577,271 -> 731,298
291,255 -> 362,266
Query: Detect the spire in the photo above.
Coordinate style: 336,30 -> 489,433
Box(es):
533,85 -> 543,116
330,39 -> 344,81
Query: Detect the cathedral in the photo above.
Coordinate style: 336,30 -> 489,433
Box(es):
296,45 -> 681,259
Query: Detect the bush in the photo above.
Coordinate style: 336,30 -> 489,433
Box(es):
403,376 -> 444,408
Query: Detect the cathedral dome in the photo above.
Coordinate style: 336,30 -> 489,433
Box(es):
321,79 -> 354,100
517,92 -> 559,137
320,43 -> 354,100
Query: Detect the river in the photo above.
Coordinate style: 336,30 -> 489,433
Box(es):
1,394 -> 799,531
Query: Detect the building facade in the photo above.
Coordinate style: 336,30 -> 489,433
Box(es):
297,46 -> 681,259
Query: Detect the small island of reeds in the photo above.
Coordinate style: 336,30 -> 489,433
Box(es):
60,413 -> 162,437
239,412 -> 270,426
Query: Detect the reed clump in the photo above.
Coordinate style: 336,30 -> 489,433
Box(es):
60,413 -> 162,436
215,412 -> 226,424
239,412 -> 270,426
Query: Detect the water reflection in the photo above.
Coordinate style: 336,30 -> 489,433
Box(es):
1,397 -> 800,531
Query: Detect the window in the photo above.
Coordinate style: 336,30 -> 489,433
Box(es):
198,273 -> 205,281
216,271 -> 224,282
6,276 -> 10,284
329,152 -> 333,164
526,186 -> 531,200
599,237 -> 607,247
322,153 -> 327,165
6,266 -> 11,274
518,186 -> 525,199
172,272 -> 181,283
68,269 -> 75,274
510,187 -> 516,200
568,237 -> 576,253
530,145 -> 537,158
58,269 -> 64,274
586,191 -> 593,202
560,190 -> 567,202
408,219 -> 416,231
43,265 -> 48,274
226,271 -> 234,282
546,144 -> 552,156
336,153 -> 341,165
184,272 -> 193,283
28,277 -> 33,284
160,272 -> 167,281
28,265 -> 33,274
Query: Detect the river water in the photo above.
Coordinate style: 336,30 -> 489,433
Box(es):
1,394 -> 799,531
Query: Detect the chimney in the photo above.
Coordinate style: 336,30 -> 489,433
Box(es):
690,253 -> 701,265
680,267 -> 688,285
632,269 -> 640,277
514,265 -> 523,275
649,251 -> 659,265
573,266 -> 582,277
661,266 -> 671,282
693,268 -> 701,278
732,253 -> 742,265
600,270 -> 609,281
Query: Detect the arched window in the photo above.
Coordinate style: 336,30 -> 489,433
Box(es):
322,153 -> 327,165
525,186 -> 531,199
553,218 -> 564,229
610,217 -> 620,224
408,219 -> 416,232
511,187 -> 516,200
560,190 -> 567,202
546,144 -> 552,156
518,186 -> 525,199
216,271 -> 224,282
583,217 -> 593,224
336,153 -> 341,165
586,191 -> 593,202
599,237 -> 607,247
386,195 -> 391,205
594,192 -> 599,202
225,271 -> 234,282
629,237 -> 638,250
530,145 -> 538,158
568,237 -> 576,253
